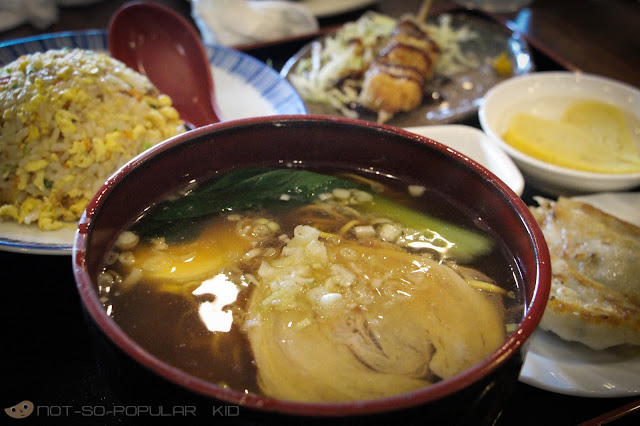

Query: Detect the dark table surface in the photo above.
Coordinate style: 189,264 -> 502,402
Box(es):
1,0 -> 639,425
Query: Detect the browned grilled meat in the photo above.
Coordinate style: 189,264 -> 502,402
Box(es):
359,15 -> 439,119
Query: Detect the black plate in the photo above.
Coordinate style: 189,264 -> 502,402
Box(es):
280,11 -> 534,127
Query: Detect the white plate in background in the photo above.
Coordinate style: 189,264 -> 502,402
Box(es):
521,329 -> 640,397
299,0 -> 380,17
404,125 -> 525,196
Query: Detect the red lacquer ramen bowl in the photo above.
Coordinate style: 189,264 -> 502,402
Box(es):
73,115 -> 550,423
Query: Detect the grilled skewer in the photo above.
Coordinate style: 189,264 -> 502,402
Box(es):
359,12 -> 440,122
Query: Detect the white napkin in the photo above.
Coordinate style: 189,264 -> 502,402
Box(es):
192,0 -> 319,46
0,0 -> 103,32
0,0 -> 57,31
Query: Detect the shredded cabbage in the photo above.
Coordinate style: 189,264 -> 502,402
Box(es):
429,14 -> 480,75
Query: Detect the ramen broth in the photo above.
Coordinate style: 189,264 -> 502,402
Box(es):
97,167 -> 524,402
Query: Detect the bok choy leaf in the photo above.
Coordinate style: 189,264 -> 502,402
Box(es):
136,168 -> 361,240
362,194 -> 492,261
135,167 -> 492,260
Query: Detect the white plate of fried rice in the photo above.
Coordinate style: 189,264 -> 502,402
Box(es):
0,31 -> 308,255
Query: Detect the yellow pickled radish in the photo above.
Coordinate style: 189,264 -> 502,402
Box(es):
562,101 -> 637,160
503,101 -> 640,174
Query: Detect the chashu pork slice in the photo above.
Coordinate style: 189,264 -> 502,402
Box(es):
243,228 -> 506,402
530,196 -> 640,349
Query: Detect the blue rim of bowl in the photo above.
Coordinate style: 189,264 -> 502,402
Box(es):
0,236 -> 73,255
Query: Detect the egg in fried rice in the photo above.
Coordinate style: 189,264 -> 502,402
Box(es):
0,48 -> 185,230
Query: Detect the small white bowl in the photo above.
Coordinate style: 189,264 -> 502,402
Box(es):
479,71 -> 640,196
405,125 -> 524,196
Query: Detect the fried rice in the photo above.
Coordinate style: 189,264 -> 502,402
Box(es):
0,48 -> 185,230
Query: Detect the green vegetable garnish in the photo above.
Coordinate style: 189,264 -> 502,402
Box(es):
136,168 -> 492,260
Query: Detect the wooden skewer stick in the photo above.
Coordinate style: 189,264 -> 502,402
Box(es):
417,0 -> 434,23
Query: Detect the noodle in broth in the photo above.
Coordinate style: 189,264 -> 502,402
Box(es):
98,167 -> 523,402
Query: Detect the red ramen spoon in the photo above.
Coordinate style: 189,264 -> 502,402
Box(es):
108,1 -> 223,128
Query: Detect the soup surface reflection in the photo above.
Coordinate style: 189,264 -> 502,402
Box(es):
98,167 -> 524,402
